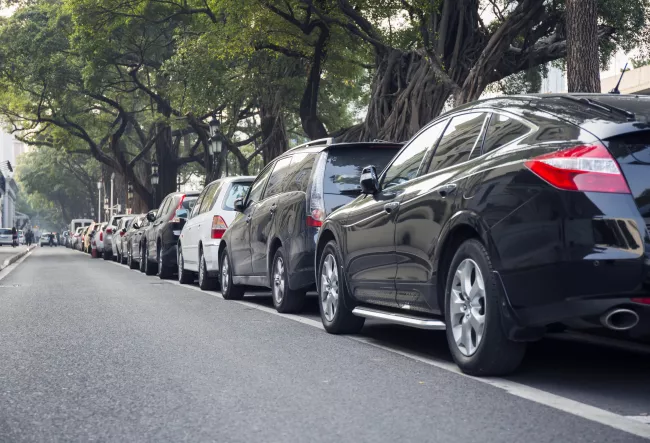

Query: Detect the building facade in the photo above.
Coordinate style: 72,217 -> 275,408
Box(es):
0,130 -> 28,228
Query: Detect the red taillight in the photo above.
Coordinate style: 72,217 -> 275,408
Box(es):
524,144 -> 630,194
99,232 -> 103,241
170,195 -> 186,221
632,297 -> 650,305
307,208 -> 324,227
106,227 -> 113,234
119,231 -> 125,237
211,215 -> 227,239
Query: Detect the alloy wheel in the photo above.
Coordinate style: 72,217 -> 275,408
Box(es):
221,255 -> 229,293
450,258 -> 486,357
199,253 -> 205,286
273,257 -> 285,305
320,254 -> 339,322
178,250 -> 184,276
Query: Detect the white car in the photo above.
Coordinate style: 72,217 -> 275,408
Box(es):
39,232 -> 58,246
92,222 -> 108,257
0,228 -> 12,246
178,176 -> 254,288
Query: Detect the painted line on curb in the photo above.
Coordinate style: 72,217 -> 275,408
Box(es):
105,259 -> 650,439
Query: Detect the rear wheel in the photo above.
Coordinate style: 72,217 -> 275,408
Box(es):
444,239 -> 526,376
139,244 -> 146,273
220,249 -> 244,300
271,247 -> 305,313
157,245 -> 172,279
178,247 -> 193,284
318,241 -> 364,334
198,249 -> 218,290
103,249 -> 111,260
128,246 -> 137,270
144,245 -> 156,276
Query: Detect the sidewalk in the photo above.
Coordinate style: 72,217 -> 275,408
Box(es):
0,244 -> 36,271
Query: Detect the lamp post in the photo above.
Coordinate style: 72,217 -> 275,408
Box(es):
127,182 -> 133,214
208,115 -> 223,176
151,161 -> 159,209
96,181 -> 102,223
110,172 -> 116,219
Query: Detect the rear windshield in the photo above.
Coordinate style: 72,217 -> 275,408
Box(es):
0,229 -> 10,235
182,196 -> 198,211
111,216 -> 123,226
223,182 -> 253,211
323,147 -> 398,195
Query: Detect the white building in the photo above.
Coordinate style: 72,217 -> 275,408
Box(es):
0,130 -> 29,228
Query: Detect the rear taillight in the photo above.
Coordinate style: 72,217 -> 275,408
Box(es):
307,153 -> 327,228
525,144 -> 630,194
99,232 -> 103,241
119,231 -> 125,237
106,227 -> 113,234
170,195 -> 186,222
211,215 -> 227,239
632,297 -> 650,305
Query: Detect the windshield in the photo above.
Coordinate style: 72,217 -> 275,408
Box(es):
0,228 -> 11,235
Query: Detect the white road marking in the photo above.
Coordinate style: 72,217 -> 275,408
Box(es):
104,259 -> 650,439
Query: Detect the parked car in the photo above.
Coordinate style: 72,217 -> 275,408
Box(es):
18,230 -> 25,245
83,222 -> 100,253
178,176 -> 254,288
114,215 -> 135,263
91,222 -> 108,258
125,212 -> 153,270
0,228 -> 12,246
142,191 -> 200,278
72,227 -> 84,250
103,214 -> 127,261
39,232 -> 57,246
218,139 -> 402,312
313,93 -> 650,376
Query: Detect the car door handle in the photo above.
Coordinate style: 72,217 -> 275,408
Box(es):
245,215 -> 252,224
270,204 -> 277,215
383,202 -> 400,214
438,183 -> 457,197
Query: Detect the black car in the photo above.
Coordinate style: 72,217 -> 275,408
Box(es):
143,191 -> 200,278
315,94 -> 650,376
123,213 -> 148,270
218,139 -> 402,312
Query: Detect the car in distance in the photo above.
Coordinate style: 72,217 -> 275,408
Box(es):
115,216 -> 135,263
178,176 -> 254,288
218,139 -> 402,312
123,214 -> 147,269
103,214 -> 127,261
39,232 -> 58,246
315,93 -> 650,376
0,228 -> 13,246
143,192 -> 199,278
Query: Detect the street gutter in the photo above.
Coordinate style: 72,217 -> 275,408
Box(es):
0,245 -> 36,271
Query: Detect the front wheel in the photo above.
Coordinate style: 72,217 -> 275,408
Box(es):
271,247 -> 305,313
144,245 -> 156,276
220,249 -> 244,300
178,247 -> 193,284
157,246 -> 172,279
444,239 -> 526,376
128,247 -> 137,270
318,241 -> 364,334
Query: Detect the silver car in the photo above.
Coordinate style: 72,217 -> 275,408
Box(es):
0,228 -> 12,246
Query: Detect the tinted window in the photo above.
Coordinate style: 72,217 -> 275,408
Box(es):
157,197 -> 171,218
190,192 -> 206,218
325,147 -> 399,194
427,113 -> 487,173
482,113 -> 530,154
223,182 -> 253,210
198,184 -> 220,214
0,228 -> 10,235
183,196 -> 198,211
383,122 -> 447,188
247,163 -> 274,204
111,216 -> 122,226
285,153 -> 317,192
263,156 -> 292,198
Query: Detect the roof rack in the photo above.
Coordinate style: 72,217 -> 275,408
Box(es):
287,137 -> 334,152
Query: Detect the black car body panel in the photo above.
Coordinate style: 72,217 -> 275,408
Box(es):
317,94 -> 650,340
220,142 -> 402,291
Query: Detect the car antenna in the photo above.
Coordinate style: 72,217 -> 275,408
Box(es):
609,63 -> 628,94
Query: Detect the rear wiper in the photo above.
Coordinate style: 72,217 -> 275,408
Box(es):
338,188 -> 362,195
569,96 -> 636,121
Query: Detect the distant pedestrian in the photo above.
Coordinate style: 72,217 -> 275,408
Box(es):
11,227 -> 17,247
26,230 -> 33,246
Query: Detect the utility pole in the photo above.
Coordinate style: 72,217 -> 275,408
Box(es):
97,181 -> 102,223
110,172 -> 115,219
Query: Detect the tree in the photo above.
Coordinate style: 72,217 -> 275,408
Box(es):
566,0 -> 601,92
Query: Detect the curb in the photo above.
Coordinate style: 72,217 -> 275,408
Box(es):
0,245 -> 37,271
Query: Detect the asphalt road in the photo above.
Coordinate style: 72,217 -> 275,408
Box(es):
1,247 -> 649,442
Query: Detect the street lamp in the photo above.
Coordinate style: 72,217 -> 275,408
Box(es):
127,182 -> 133,201
96,181 -> 102,223
208,115 -> 222,156
151,161 -> 159,208
110,172 -> 116,219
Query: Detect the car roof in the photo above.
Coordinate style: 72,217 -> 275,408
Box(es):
280,140 -> 403,159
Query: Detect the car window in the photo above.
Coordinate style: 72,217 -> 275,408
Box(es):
324,147 -> 399,195
199,184 -> 221,214
383,121 -> 447,188
247,162 -> 274,205
223,182 -> 253,210
427,113 -> 488,173
0,228 -> 10,235
282,153 -> 317,193
263,156 -> 293,199
111,216 -> 122,226
482,113 -> 531,154
190,191 -> 206,218
157,197 -> 170,218
183,196 -> 198,212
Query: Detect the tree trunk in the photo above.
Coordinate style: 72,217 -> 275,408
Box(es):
154,122 -> 178,208
566,0 -> 601,92
260,104 -> 288,164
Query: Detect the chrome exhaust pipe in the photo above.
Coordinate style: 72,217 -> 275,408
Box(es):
600,308 -> 640,331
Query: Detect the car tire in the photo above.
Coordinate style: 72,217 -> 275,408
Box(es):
144,245 -> 156,276
139,245 -> 146,273
103,250 -> 111,260
220,249 -> 244,300
178,247 -> 193,284
271,247 -> 305,313
318,241 -> 365,334
117,250 -> 122,264
128,246 -> 138,270
157,246 -> 172,279
198,248 -> 218,290
444,239 -> 526,376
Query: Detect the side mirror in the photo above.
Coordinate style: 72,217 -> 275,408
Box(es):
175,209 -> 189,219
132,223 -> 140,230
360,165 -> 380,195
146,211 -> 156,222
234,197 -> 245,213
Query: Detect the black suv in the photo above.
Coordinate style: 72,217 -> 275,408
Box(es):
316,94 -> 650,376
218,139 -> 402,312
142,191 -> 200,278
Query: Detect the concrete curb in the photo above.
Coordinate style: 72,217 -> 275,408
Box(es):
0,245 -> 37,271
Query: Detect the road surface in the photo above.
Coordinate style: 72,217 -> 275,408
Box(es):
0,247 -> 649,442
